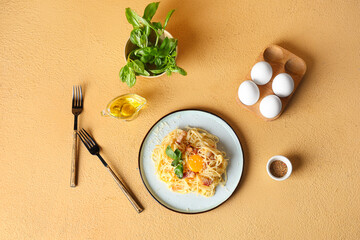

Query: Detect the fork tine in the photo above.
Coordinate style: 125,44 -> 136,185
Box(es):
76,85 -> 79,107
72,86 -> 75,107
79,86 -> 83,107
78,129 -> 91,149
80,128 -> 95,147
81,128 -> 96,146
77,85 -> 80,107
78,86 -> 81,107
77,131 -> 87,147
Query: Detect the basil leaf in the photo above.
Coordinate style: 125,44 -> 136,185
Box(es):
152,22 -> 162,30
165,145 -> 177,160
168,56 -> 176,65
127,61 -> 135,70
130,28 -> 142,47
165,145 -> 183,178
149,47 -> 158,56
143,2 -> 159,21
172,66 -> 187,76
158,39 -> 170,57
119,65 -> 129,82
144,25 -> 151,37
125,8 -> 141,28
168,39 -> 177,53
164,9 -> 175,29
158,38 -> 177,57
142,69 -> 150,76
151,50 -> 158,57
133,60 -> 145,71
128,61 -> 140,73
135,47 -> 157,57
127,8 -> 158,36
171,51 -> 177,57
140,34 -> 148,48
130,29 -> 149,48
140,55 -> 153,63
149,68 -> 166,74
174,149 -> 182,160
125,67 -> 136,87
159,37 -> 169,50
161,57 -> 168,67
171,159 -> 179,167
134,48 -> 147,57
133,60 -> 150,76
166,68 -> 172,76
154,57 -> 163,67
174,163 -> 183,179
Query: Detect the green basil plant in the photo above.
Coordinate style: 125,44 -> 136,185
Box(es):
120,2 -> 187,87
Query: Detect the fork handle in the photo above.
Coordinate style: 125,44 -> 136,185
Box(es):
107,166 -> 144,213
70,130 -> 77,187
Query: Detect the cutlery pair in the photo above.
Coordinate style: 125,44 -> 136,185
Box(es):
70,86 -> 143,213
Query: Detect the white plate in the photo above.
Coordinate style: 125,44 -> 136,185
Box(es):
138,110 -> 244,214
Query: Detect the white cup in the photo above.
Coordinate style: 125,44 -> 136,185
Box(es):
266,155 -> 292,181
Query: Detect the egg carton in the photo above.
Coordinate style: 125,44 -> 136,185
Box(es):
237,45 -> 307,121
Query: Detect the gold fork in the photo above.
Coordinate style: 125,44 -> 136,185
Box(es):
70,86 -> 83,187
77,128 -> 144,213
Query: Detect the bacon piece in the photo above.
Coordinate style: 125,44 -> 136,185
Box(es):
186,145 -> 199,154
200,176 -> 213,186
172,185 -> 183,191
205,151 -> 215,160
186,146 -> 193,153
183,170 -> 196,179
176,130 -> 187,144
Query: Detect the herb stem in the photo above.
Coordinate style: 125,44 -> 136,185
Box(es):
155,36 -> 159,46
127,49 -> 137,62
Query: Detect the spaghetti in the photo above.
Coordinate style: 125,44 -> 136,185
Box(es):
152,127 -> 228,197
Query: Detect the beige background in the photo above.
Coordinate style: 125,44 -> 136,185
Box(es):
1,0 -> 359,239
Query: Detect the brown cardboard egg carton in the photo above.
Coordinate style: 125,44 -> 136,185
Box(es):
237,45 -> 307,121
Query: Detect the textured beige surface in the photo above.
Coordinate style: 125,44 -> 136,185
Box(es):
1,0 -> 360,239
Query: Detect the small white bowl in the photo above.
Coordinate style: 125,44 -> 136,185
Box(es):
124,30 -> 176,78
266,155 -> 292,181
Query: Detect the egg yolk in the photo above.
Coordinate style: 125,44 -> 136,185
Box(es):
188,155 -> 203,172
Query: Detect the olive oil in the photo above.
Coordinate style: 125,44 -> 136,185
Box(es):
101,94 -> 146,121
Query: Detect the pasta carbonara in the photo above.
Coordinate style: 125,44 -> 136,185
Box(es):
152,127 -> 228,197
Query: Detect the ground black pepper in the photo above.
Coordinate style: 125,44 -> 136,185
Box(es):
270,160 -> 287,178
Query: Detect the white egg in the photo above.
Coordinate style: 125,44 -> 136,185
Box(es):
259,95 -> 282,119
238,80 -> 260,106
251,61 -> 273,85
272,73 -> 294,97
